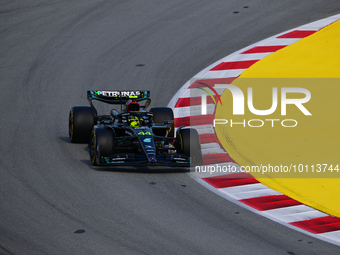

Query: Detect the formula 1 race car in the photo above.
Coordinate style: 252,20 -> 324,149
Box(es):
69,90 -> 203,167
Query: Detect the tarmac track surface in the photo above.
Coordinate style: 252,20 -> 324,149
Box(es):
1,1 -> 340,254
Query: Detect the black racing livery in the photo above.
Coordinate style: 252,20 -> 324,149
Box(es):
69,90 -> 203,167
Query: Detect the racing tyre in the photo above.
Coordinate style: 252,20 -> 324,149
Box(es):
150,107 -> 174,137
89,128 -> 115,166
69,106 -> 95,143
178,128 -> 203,165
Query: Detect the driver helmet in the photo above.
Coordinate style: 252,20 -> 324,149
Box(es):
128,116 -> 140,127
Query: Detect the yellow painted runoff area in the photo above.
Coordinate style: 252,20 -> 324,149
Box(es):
215,20 -> 340,217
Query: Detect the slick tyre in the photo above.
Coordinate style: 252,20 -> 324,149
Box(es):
150,107 -> 174,138
69,106 -> 95,143
178,128 -> 203,165
89,128 -> 115,166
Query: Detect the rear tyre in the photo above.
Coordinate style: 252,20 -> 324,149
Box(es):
150,107 -> 174,137
89,128 -> 115,166
69,106 -> 95,143
178,128 -> 203,165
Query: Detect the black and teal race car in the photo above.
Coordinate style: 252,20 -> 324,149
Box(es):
69,90 -> 203,167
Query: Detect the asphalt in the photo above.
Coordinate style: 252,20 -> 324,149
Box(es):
1,0 -> 340,254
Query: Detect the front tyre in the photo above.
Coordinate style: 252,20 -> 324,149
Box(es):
178,128 -> 203,165
89,128 -> 115,166
69,106 -> 95,143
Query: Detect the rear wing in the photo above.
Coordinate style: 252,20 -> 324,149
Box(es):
87,90 -> 151,114
87,90 -> 150,103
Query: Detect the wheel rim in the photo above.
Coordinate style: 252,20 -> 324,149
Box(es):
90,135 -> 96,164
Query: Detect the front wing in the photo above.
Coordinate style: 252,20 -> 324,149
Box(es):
94,151 -> 193,167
